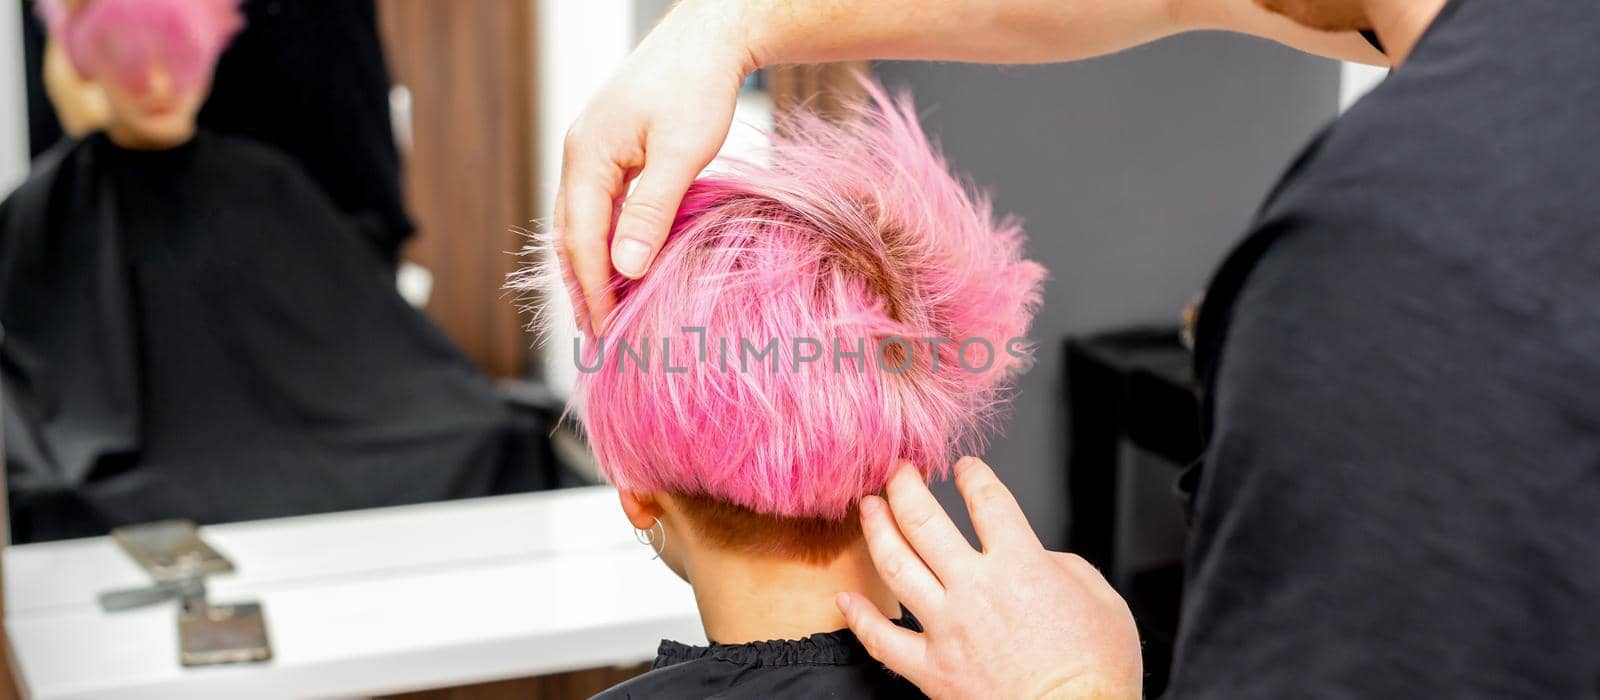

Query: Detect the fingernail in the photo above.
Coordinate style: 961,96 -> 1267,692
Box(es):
835,592 -> 853,613
613,238 -> 652,278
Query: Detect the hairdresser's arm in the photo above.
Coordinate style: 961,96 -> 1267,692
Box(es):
838,459 -> 1143,699
753,0 -> 1386,66
557,0 -> 1385,332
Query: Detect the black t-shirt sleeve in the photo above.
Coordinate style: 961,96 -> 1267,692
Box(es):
1174,1 -> 1600,696
1172,195 -> 1600,698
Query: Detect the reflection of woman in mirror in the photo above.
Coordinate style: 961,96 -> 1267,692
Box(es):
530,84 -> 1043,698
36,0 -> 241,149
0,0 -> 519,543
24,0 -> 413,263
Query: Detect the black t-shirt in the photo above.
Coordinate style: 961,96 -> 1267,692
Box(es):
199,0 -> 413,261
595,617 -> 927,699
1173,0 -> 1600,697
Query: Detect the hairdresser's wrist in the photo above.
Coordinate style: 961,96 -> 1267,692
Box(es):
1035,670 -> 1143,700
678,0 -> 910,71
659,0 -> 766,77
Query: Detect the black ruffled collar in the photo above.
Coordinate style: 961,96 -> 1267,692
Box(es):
655,612 -> 920,669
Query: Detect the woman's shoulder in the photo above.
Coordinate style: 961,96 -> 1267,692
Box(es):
592,659 -> 924,700
590,629 -> 926,699
588,658 -> 711,700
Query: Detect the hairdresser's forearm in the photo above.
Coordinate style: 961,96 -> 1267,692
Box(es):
684,0 -> 1176,69
680,0 -> 1385,74
752,0 -> 1179,65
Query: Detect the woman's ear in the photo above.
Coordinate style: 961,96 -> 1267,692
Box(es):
618,490 -> 664,531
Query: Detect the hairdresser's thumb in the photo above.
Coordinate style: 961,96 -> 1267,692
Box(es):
611,161 -> 699,279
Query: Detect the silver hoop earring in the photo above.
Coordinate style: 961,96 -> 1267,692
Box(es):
634,517 -> 666,560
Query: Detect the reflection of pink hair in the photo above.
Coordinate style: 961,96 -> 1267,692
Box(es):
37,0 -> 244,95
529,81 -> 1045,520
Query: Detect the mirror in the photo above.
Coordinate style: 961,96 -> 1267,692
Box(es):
1,0 -> 562,545
0,0 -> 850,545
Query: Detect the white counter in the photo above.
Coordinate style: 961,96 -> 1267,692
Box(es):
4,486 -> 705,700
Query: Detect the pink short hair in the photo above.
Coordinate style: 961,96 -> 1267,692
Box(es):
37,0 -> 244,96
532,81 -> 1045,520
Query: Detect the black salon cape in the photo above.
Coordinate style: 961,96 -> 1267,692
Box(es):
594,617 -> 926,699
0,132 -> 510,542
1175,0 -> 1600,696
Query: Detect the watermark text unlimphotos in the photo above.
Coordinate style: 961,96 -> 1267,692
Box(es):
574,326 -> 1034,375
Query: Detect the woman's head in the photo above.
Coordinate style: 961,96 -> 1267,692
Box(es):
37,0 -> 244,148
533,81 -> 1044,566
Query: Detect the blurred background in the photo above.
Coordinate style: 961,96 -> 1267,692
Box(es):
0,0 -> 1387,697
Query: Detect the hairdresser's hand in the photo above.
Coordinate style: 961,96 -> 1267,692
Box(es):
838,459 -> 1142,700
554,0 -> 757,334
42,40 -> 109,138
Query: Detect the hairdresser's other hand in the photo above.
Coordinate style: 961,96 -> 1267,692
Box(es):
839,459 -> 1142,700
42,40 -> 110,137
555,0 -> 756,334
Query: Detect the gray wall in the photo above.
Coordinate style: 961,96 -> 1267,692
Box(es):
875,32 -> 1340,549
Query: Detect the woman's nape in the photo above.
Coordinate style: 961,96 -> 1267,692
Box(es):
619,490 -> 901,644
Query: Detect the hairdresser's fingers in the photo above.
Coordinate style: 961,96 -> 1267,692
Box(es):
836,592 -> 929,686
610,146 -> 707,280
954,456 -> 1043,553
859,495 -> 947,613
549,191 -> 590,335
884,464 -> 977,578
555,150 -> 624,335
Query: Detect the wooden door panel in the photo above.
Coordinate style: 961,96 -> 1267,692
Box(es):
378,0 -> 536,378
